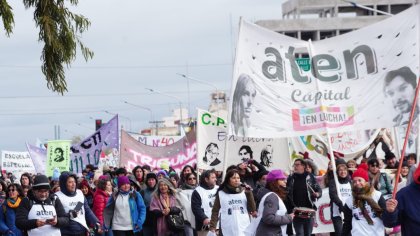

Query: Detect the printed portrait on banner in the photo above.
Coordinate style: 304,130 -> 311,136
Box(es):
227,6 -> 419,138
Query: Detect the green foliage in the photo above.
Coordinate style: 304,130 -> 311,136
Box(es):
0,0 -> 93,94
0,0 -> 14,36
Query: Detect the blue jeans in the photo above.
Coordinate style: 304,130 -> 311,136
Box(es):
293,217 -> 314,236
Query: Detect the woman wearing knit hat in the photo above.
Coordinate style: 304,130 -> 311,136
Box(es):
251,169 -> 293,236
140,173 -> 158,236
103,176 -> 146,235
328,158 -> 351,236
342,163 -> 386,236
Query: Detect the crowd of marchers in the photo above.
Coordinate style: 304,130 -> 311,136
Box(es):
0,151 -> 418,236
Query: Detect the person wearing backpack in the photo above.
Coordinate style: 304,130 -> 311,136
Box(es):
15,174 -> 69,236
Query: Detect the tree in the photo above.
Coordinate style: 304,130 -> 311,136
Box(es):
0,0 -> 93,94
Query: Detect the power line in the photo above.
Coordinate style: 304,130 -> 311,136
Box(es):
0,63 -> 232,69
0,89 -> 228,99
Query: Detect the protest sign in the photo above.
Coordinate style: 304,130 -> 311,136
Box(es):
46,140 -> 71,176
120,130 -> 197,172
128,133 -> 183,147
228,6 -> 419,138
26,143 -> 47,174
70,115 -> 119,173
1,151 -> 36,179
197,109 -> 291,171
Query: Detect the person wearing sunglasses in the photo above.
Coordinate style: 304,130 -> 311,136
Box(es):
177,173 -> 198,236
368,159 -> 393,200
0,183 -> 25,236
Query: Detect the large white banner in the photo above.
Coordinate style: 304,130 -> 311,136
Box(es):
197,109 -> 291,172
1,151 -> 36,179
228,6 -> 419,138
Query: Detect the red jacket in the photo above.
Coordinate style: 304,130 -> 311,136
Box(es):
92,188 -> 110,225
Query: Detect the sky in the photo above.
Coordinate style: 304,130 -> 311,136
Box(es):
0,0 -> 286,151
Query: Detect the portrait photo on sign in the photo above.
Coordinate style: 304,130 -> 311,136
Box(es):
202,143 -> 221,166
54,147 -> 65,162
230,73 -> 256,137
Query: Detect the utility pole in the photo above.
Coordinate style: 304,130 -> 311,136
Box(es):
149,121 -> 165,135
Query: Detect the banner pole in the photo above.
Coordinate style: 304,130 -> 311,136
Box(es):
392,77 -> 420,199
326,133 -> 342,202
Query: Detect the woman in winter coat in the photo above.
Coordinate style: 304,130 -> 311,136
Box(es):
103,176 -> 146,236
0,183 -> 25,236
79,179 -> 94,209
255,169 -> 293,236
180,172 -> 198,236
93,175 -> 113,236
329,159 -> 352,236
149,178 -> 184,236
140,173 -> 158,236
209,169 -> 257,236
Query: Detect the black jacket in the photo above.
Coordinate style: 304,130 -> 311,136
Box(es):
286,172 -> 322,211
16,191 -> 69,232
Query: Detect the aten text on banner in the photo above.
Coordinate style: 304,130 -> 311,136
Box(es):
46,140 -> 71,176
228,6 -> 419,138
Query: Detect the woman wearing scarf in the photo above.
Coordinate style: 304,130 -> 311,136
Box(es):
209,169 -> 257,236
103,176 -> 146,236
93,175 -> 113,236
140,173 -> 158,236
0,183 -> 24,236
255,169 -> 293,236
79,179 -> 94,209
149,178 -> 183,236
343,163 -> 386,236
180,172 -> 198,236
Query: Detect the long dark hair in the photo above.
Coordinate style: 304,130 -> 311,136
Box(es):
217,169 -> 240,193
6,183 -> 24,199
266,180 -> 287,200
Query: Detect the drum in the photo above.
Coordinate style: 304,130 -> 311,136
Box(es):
294,207 -> 316,219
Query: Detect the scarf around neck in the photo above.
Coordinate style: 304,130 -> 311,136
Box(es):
7,197 -> 21,209
352,184 -> 382,225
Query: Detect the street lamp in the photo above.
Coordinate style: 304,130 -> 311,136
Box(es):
145,88 -> 184,134
103,110 -> 132,131
343,0 -> 393,16
176,73 -> 221,115
122,101 -> 154,121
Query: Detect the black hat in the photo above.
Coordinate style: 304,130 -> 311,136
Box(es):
32,175 -> 50,190
335,158 -> 347,168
